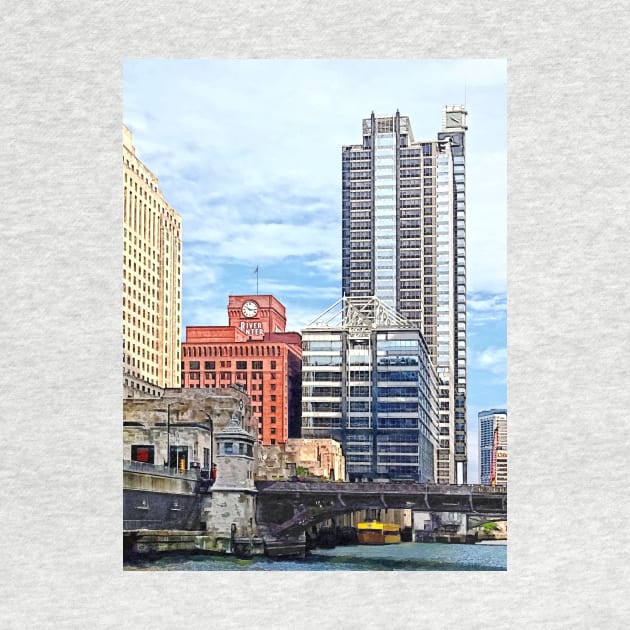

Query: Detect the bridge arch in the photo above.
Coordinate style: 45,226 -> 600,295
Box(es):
255,481 -> 506,540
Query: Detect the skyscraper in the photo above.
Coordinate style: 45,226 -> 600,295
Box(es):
123,125 -> 182,395
301,296 -> 439,482
478,408 -> 507,485
341,107 -> 468,483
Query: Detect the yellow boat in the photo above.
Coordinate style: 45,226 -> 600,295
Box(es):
357,521 -> 401,545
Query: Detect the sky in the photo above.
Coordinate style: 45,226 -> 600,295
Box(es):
123,59 -> 507,483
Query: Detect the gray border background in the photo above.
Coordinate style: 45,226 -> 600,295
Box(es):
2,1 -> 628,627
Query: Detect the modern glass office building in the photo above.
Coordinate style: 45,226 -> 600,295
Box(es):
301,297 -> 439,483
478,408 -> 507,485
341,108 -> 468,483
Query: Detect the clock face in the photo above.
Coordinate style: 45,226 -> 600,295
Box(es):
242,300 -> 259,318
447,112 -> 462,127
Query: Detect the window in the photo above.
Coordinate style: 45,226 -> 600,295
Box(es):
223,442 -> 233,454
169,446 -> 188,470
270,360 -> 277,369
270,428 -> 276,435
189,361 -> 200,370
236,361 -> 247,370
131,445 -> 154,464
204,361 -> 215,370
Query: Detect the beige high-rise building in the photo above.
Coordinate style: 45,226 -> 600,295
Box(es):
123,125 -> 182,396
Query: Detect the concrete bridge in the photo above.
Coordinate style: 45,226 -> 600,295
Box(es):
255,481 -> 507,541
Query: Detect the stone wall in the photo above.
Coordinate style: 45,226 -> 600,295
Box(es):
199,491 -> 257,552
124,489 -> 201,531
286,438 -> 346,480
124,387 -> 252,431
255,438 -> 346,481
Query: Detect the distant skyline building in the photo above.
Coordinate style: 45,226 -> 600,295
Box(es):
341,107 -> 468,484
123,125 -> 182,396
180,295 -> 302,445
478,408 -> 507,485
300,296 -> 439,483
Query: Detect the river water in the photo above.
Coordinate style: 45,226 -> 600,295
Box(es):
124,541 -> 506,571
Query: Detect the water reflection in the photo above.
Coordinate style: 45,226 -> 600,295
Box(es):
124,542 -> 507,571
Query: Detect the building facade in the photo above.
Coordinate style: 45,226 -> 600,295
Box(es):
123,386 -> 251,473
123,125 -> 182,396
180,295 -> 302,446
341,107 -> 468,484
478,408 -> 507,485
301,296 -> 439,483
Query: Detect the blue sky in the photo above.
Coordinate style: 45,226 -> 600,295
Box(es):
123,59 -> 507,482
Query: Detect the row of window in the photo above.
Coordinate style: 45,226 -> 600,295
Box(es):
182,346 -> 283,358
183,360 -> 276,370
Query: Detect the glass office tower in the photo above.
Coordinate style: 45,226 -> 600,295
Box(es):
301,296 -> 439,483
478,409 -> 507,485
341,108 -> 468,484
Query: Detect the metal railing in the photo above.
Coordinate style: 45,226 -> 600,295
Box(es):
123,459 -> 200,481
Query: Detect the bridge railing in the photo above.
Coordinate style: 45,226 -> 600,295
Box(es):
255,480 -> 507,495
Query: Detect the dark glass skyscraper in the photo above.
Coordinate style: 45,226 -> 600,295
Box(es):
341,107 -> 468,484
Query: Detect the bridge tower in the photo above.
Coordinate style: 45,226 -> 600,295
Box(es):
199,412 -> 258,553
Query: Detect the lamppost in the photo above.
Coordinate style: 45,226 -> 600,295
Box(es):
157,401 -> 182,469
202,411 -> 214,476
167,402 -> 174,469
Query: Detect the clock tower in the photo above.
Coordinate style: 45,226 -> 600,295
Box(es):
442,105 -> 468,132
227,295 -> 288,337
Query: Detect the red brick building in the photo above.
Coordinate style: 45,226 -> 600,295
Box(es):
181,295 -> 302,445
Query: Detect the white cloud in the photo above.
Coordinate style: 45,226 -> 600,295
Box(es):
303,256 -> 342,281
468,293 -> 507,313
125,59 -> 507,424
181,262 -> 219,284
468,292 -> 507,327
471,346 -> 507,380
